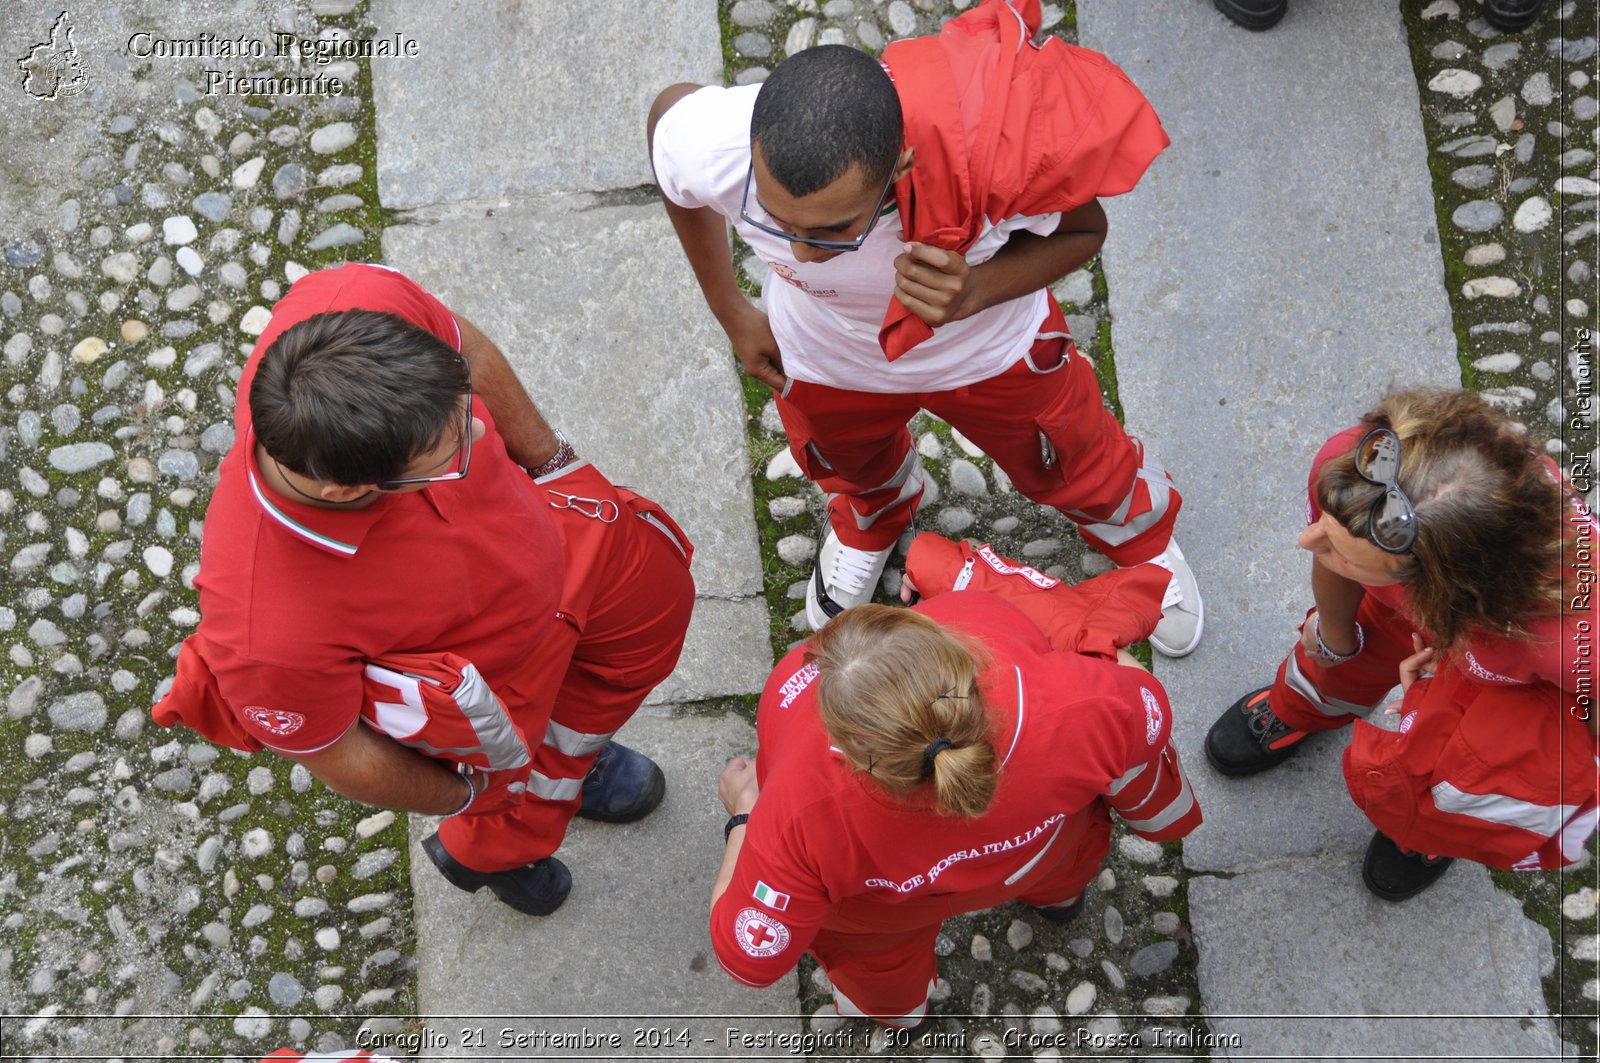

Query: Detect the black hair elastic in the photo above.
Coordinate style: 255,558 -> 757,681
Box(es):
922,737 -> 954,771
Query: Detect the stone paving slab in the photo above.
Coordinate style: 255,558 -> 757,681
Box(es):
1191,861 -> 1562,1060
1077,0 -> 1461,868
381,202 -> 765,604
643,597 -> 773,708
409,713 -> 798,1058
371,0 -> 722,209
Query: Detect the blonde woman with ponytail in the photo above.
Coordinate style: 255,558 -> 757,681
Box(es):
707,572 -> 1203,1031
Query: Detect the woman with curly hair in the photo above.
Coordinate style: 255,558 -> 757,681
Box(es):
706,561 -> 1202,1029
1206,387 -> 1599,899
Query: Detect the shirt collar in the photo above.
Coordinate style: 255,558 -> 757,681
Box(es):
245,433 -> 456,556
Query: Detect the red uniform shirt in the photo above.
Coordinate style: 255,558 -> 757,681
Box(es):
194,264 -> 563,753
1308,426 -> 1596,696
711,590 -> 1196,987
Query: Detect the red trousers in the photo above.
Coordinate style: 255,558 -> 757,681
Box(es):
775,298 -> 1180,565
439,466 -> 696,872
812,802 -> 1112,1020
1267,597 -> 1599,869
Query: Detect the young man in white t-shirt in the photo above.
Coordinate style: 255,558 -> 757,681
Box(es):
647,44 -> 1202,657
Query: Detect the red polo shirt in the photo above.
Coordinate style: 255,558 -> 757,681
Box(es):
195,264 -> 563,753
712,591 -> 1183,987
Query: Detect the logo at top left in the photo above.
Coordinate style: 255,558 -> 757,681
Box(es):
18,12 -> 90,101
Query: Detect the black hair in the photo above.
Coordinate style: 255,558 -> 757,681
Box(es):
250,309 -> 470,485
751,44 -> 903,197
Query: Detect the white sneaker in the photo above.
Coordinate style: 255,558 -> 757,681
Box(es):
804,528 -> 894,630
1144,538 -> 1204,658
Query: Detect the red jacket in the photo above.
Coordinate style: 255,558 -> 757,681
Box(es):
711,582 -> 1199,988
878,0 -> 1169,358
903,531 -> 1170,656
1345,665 -> 1599,870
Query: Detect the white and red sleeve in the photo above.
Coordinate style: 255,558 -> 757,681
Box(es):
1101,671 -> 1202,842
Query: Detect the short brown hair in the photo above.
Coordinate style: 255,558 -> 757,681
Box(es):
250,309 -> 470,485
1316,387 -> 1569,650
806,605 -> 998,818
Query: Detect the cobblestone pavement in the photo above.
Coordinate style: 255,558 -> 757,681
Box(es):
0,0 -> 1595,1059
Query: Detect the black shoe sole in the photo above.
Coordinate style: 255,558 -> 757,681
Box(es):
1032,899 -> 1084,925
421,833 -> 571,916
1213,0 -> 1288,30
1483,3 -> 1541,31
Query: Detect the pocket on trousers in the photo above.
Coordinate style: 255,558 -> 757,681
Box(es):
623,493 -> 695,569
1343,723 -> 1420,841
1023,331 -> 1072,375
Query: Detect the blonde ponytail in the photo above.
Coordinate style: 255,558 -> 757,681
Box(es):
806,605 -> 999,817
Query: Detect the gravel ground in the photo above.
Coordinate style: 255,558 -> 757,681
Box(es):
0,2 -> 418,1057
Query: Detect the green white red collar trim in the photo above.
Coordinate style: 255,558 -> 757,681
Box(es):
246,463 -> 359,557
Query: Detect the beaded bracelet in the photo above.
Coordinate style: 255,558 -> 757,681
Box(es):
1315,617 -> 1364,664
444,773 -> 477,818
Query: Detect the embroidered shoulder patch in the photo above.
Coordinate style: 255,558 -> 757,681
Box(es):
243,706 -> 306,737
1140,688 -> 1163,746
733,907 -> 791,958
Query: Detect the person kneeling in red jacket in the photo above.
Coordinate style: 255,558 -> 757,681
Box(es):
706,537 -> 1201,1028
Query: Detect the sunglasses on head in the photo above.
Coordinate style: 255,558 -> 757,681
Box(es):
1353,427 -> 1418,555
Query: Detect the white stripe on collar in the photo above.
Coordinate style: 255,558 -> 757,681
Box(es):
1000,666 -> 1024,767
247,464 -> 359,556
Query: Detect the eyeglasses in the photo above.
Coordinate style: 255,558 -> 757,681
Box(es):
1353,427 -> 1418,554
377,361 -> 475,489
737,162 -> 897,252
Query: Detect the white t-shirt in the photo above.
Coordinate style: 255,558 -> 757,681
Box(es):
652,84 -> 1059,394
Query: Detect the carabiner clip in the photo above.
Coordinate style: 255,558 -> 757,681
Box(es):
548,490 -> 619,523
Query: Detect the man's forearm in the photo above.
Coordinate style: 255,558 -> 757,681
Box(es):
287,721 -> 474,816
661,197 -> 754,328
456,315 -> 561,470
962,200 -> 1108,319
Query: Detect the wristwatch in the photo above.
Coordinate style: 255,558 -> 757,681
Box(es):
723,813 -> 750,841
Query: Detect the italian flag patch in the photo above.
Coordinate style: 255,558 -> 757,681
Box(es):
753,880 -> 790,912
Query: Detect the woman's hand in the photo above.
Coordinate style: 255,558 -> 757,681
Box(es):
899,571 -> 918,604
718,756 -> 760,815
1398,633 -> 1434,692
1385,634 -> 1435,715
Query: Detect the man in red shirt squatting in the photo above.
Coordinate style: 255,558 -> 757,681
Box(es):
182,263 -> 695,916
648,0 -> 1203,657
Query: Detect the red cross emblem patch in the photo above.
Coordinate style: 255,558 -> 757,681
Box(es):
733,907 -> 790,959
243,705 -> 306,737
